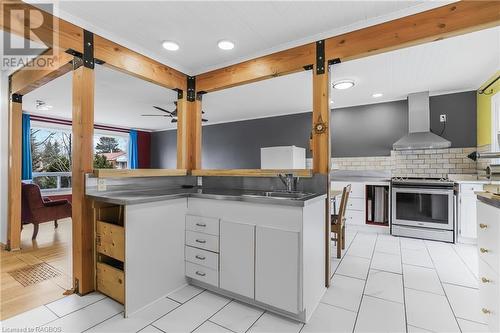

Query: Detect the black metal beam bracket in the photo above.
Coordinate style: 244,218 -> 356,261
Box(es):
83,30 -> 94,69
316,40 -> 325,75
196,91 -> 206,101
11,93 -> 22,103
328,58 -> 341,66
175,89 -> 184,99
187,76 -> 196,102
73,56 -> 84,70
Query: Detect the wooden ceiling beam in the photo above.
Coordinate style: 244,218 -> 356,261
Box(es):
94,35 -> 186,91
0,0 -> 83,53
197,43 -> 315,93
10,48 -> 74,95
197,1 -> 500,93
1,0 -> 187,91
324,1 -> 500,62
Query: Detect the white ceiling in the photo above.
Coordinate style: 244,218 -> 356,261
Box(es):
22,27 -> 500,132
53,1 -> 451,75
330,26 -> 500,108
23,66 -> 179,131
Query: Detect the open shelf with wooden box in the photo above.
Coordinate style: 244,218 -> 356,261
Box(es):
94,203 -> 125,305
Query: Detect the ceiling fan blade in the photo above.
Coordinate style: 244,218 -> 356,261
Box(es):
171,118 -> 178,123
202,118 -> 208,122
141,114 -> 170,117
153,106 -> 173,114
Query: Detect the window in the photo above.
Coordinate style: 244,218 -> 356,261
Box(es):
93,131 -> 129,169
29,122 -> 129,191
31,124 -> 72,191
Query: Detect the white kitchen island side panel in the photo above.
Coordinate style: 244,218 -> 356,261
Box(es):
302,198 -> 327,321
125,198 -> 187,316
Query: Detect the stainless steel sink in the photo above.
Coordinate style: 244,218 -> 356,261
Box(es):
242,191 -> 314,200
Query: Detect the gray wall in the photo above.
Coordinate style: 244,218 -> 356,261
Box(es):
331,100 -> 408,157
151,129 -> 177,169
151,91 -> 477,168
202,113 -> 311,169
429,91 -> 477,148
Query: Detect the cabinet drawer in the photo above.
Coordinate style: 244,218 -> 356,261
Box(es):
460,183 -> 484,194
185,246 -> 218,270
186,262 -> 218,287
345,210 -> 365,225
479,260 -> 500,331
96,221 -> 125,262
186,230 -> 219,253
332,182 -> 365,199
186,215 -> 219,236
477,202 -> 500,274
96,262 -> 124,304
346,198 -> 364,211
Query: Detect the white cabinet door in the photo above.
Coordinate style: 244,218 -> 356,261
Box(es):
460,193 -> 478,239
255,226 -> 300,314
219,220 -> 255,298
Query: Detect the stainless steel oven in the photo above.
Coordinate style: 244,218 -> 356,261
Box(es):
391,178 -> 455,243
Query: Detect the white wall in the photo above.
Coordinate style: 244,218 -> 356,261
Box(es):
0,70 -> 9,244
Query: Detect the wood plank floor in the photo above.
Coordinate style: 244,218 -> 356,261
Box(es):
1,218 -> 73,320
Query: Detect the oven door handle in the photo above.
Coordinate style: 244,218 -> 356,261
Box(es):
392,187 -> 454,195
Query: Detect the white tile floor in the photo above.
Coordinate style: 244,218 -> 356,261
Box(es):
1,231 -> 488,333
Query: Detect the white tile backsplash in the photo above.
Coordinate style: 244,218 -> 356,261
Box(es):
331,147 -> 478,178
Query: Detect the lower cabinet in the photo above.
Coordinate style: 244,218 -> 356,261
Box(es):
219,220 -> 255,298
255,226 -> 300,314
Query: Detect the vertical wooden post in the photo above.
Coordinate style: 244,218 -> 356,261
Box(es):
177,77 -> 202,171
176,93 -> 189,169
72,60 -> 95,294
191,96 -> 203,170
312,40 -> 331,287
7,92 -> 22,251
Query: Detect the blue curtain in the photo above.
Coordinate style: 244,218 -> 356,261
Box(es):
22,113 -> 32,180
128,129 -> 138,169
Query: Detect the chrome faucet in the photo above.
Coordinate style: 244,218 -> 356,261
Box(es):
279,173 -> 299,192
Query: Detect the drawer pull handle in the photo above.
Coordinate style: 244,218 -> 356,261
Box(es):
482,308 -> 491,314
195,255 -> 206,260
196,239 -> 206,244
196,223 -> 207,227
481,277 -> 491,283
195,271 -> 206,277
479,223 -> 488,229
480,248 -> 489,253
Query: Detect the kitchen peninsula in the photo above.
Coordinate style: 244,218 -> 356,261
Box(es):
86,173 -> 327,323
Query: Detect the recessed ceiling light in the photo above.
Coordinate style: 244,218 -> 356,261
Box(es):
162,41 -> 179,51
332,80 -> 355,90
372,93 -> 383,98
218,40 -> 235,50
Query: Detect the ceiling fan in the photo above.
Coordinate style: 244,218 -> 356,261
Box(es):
141,102 -> 208,123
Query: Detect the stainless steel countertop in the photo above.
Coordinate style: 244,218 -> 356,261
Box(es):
86,187 -> 327,207
331,176 -> 391,183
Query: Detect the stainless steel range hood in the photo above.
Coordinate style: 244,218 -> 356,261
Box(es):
393,91 -> 451,150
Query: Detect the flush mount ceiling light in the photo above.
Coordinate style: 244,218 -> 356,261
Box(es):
218,40 -> 235,50
332,80 -> 355,90
372,93 -> 383,98
162,40 -> 179,51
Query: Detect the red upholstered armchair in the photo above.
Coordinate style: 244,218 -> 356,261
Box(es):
21,183 -> 72,239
